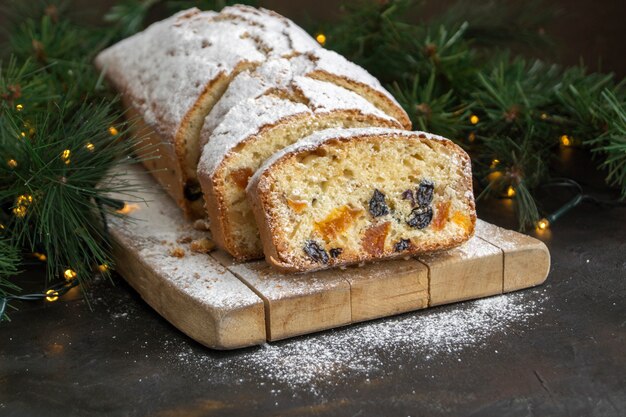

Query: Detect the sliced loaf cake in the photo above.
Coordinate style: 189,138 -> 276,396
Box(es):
247,127 -> 476,272
197,79 -> 404,260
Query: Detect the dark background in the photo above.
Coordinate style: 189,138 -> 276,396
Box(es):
1,0 -> 626,77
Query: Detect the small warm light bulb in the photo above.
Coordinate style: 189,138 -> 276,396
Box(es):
468,132 -> 476,143
470,114 -> 479,125
108,126 -> 119,136
560,135 -> 572,147
33,252 -> 47,262
85,142 -> 95,152
98,264 -> 109,273
540,113 -> 548,120
61,149 -> 71,164
20,132 -> 26,138
64,268 -> 77,281
7,159 -> 18,168
116,202 -> 140,214
506,186 -> 516,198
13,194 -> 33,218
16,104 -> 23,111
315,33 -> 326,46
490,159 -> 500,169
536,218 -> 550,231
45,289 -> 59,302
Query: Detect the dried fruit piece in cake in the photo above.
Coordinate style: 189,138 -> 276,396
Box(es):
197,79 -> 403,260
247,127 -> 476,272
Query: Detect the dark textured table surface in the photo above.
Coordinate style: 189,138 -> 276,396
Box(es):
2,149 -> 625,417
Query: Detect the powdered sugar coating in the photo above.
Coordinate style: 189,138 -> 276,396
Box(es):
291,76 -> 394,122
198,95 -> 312,178
96,9 -> 268,141
201,58 -> 297,142
220,5 -> 319,53
291,48 -> 402,108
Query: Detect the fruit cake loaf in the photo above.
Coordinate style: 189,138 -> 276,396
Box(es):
197,79 -> 403,260
247,127 -> 476,272
95,7 -> 320,218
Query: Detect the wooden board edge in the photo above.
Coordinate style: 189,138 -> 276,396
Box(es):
111,235 -> 266,350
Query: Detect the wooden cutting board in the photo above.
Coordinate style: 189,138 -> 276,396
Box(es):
109,166 -> 550,350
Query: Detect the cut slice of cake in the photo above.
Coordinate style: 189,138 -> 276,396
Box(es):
197,79 -> 404,260
247,127 -> 476,272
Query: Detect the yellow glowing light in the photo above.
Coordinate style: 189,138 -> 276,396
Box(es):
16,104 -> 23,111
560,135 -> 572,147
85,142 -> 95,152
33,252 -> 47,262
315,33 -> 326,46
20,132 -> 26,138
540,113 -> 548,120
468,132 -> 476,143
7,159 -> 17,168
0,223 -> 4,230
490,159 -> 500,169
506,186 -> 516,198
470,114 -> 479,125
13,194 -> 33,217
108,126 -> 119,136
18,194 -> 33,205
98,264 -> 109,273
116,203 -> 140,214
487,170 -> 502,182
64,268 -> 77,281
61,149 -> 71,164
45,289 -> 59,302
536,218 -> 550,231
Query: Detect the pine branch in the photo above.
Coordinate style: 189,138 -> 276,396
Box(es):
1,97 -> 148,287
588,90 -> 626,199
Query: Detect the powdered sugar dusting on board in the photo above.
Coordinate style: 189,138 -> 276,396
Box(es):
172,289 -> 546,395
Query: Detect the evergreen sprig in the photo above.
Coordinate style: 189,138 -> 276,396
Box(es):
0,1 -> 150,316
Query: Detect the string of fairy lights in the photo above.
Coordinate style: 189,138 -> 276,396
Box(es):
0,116 -> 126,317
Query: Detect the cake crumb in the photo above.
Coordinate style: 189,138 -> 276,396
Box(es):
190,238 -> 216,254
193,219 -> 211,231
169,247 -> 185,258
177,235 -> 193,244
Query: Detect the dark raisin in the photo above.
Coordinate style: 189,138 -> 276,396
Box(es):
329,248 -> 343,258
184,181 -> 203,201
416,180 -> 434,207
394,239 -> 411,252
369,189 -> 389,217
406,206 -> 433,229
303,240 -> 329,264
401,189 -> 416,207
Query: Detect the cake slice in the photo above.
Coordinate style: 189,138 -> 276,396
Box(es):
197,79 -> 403,260
247,127 -> 476,272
